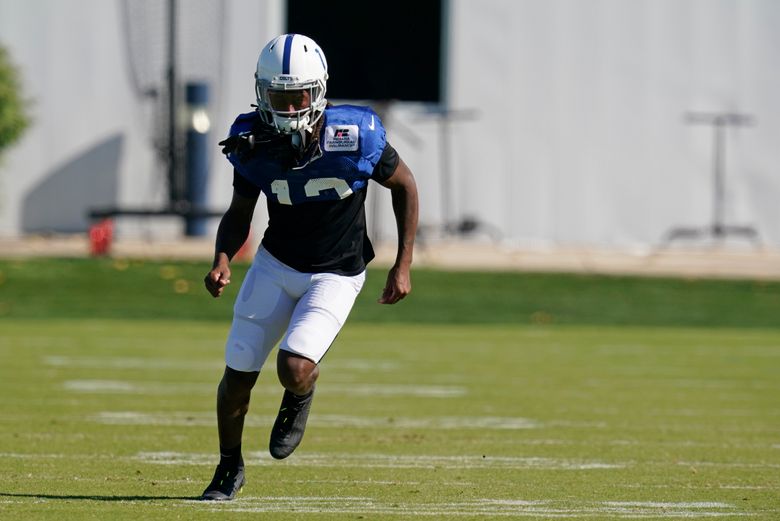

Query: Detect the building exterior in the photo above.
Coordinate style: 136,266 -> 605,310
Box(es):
1,0 -> 779,250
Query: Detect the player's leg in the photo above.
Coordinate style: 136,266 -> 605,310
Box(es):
201,367 -> 257,501
216,366 -> 259,462
202,252 -> 296,500
269,270 -> 365,459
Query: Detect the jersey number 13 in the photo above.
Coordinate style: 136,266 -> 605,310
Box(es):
270,178 -> 354,205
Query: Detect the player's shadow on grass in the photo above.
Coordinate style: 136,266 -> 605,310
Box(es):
0,492 -> 197,501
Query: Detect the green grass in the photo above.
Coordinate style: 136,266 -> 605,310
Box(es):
2,257 -> 780,327
0,258 -> 778,519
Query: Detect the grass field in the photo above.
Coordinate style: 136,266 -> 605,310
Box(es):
0,258 -> 779,519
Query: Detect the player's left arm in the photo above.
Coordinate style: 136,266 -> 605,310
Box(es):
377,157 -> 419,304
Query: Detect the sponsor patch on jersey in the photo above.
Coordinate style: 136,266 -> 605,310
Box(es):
324,125 -> 359,152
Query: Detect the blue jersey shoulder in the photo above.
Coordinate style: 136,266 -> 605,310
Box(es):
321,105 -> 386,168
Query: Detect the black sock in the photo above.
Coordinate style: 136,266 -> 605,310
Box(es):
219,444 -> 243,469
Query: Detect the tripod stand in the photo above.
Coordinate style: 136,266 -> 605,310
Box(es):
663,112 -> 759,247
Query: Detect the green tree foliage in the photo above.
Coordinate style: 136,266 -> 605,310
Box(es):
0,44 -> 29,156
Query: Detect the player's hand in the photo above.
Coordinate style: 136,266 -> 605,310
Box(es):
218,133 -> 257,159
378,265 -> 411,305
218,122 -> 288,163
204,263 -> 231,298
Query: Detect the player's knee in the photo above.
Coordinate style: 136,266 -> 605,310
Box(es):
277,351 -> 318,395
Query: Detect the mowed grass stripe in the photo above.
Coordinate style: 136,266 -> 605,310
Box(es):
190,496 -> 752,518
59,380 -> 466,398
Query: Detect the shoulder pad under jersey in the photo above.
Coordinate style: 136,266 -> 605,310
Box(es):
321,105 -> 386,169
228,111 -> 262,137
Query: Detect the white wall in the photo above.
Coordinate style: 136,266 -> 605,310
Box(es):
0,0 -> 281,240
0,0 -> 151,235
439,0 -> 780,248
2,0 -> 779,250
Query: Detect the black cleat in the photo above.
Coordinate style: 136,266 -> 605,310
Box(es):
200,464 -> 245,501
269,387 -> 315,459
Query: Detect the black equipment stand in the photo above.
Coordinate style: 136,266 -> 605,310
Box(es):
662,111 -> 759,247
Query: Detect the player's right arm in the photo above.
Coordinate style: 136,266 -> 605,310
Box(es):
204,187 -> 259,298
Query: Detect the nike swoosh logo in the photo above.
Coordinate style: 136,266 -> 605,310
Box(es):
368,115 -> 375,130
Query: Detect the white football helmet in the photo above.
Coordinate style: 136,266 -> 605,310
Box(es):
255,34 -> 329,134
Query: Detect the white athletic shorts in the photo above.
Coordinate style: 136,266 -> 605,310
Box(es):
224,246 -> 366,372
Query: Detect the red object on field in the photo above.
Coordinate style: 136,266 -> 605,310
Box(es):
88,218 -> 114,256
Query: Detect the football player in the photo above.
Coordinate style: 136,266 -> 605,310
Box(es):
200,33 -> 418,500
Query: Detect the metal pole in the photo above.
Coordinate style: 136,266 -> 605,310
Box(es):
439,0 -> 451,231
713,117 -> 725,238
439,115 -> 451,231
166,0 -> 178,207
